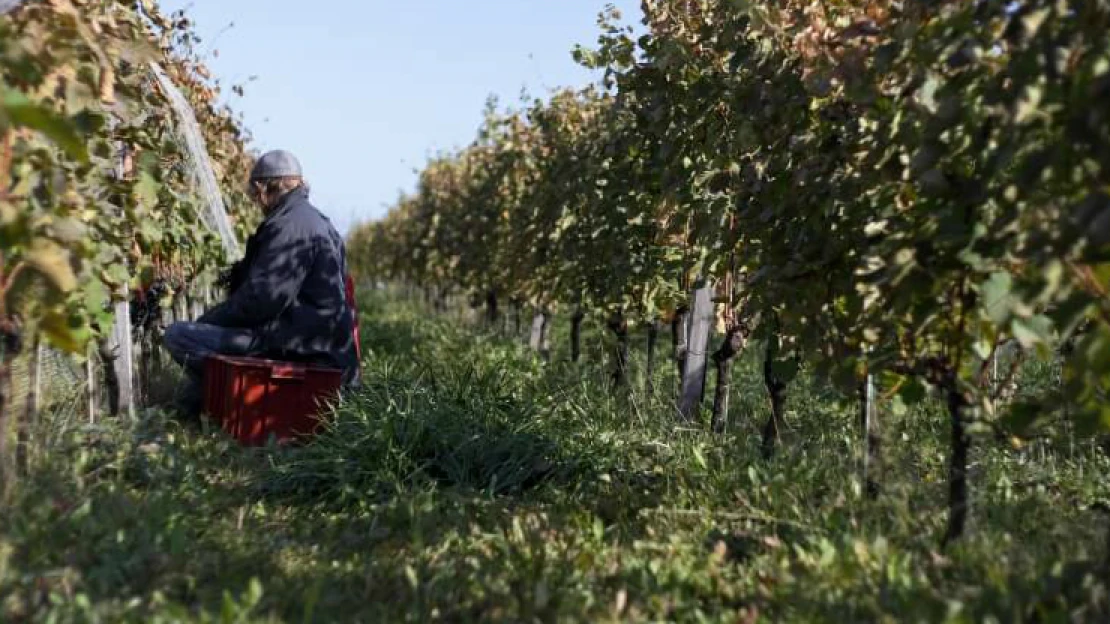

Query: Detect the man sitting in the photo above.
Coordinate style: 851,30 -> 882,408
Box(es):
164,150 -> 359,418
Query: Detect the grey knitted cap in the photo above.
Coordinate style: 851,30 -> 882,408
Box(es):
250,150 -> 303,180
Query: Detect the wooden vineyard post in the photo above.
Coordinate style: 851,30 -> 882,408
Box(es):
86,344 -> 97,424
860,357 -> 881,498
672,307 -> 689,382
540,310 -> 552,362
646,320 -> 660,396
175,290 -> 188,324
529,310 -> 545,352
679,282 -> 713,421
607,309 -> 630,392
163,288 -> 172,325
105,291 -> 136,418
528,308 -> 552,361
190,282 -> 207,320
571,308 -> 585,364
990,349 -> 998,394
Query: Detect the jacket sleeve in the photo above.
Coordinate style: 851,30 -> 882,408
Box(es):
200,222 -> 317,329
225,258 -> 247,294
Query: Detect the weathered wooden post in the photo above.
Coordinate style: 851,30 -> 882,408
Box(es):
529,309 -> 545,352
679,281 -> 713,421
107,290 -> 135,418
861,355 -> 881,498
86,344 -> 97,424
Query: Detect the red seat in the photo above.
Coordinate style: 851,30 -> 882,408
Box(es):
204,355 -> 343,446
200,274 -> 360,447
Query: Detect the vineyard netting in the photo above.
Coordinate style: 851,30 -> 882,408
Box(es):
150,62 -> 240,259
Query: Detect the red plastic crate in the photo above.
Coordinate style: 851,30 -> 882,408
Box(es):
203,355 -> 343,446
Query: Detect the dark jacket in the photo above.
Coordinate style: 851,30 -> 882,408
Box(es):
202,187 -> 359,384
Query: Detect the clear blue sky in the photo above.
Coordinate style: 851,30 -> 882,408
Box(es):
160,0 -> 641,236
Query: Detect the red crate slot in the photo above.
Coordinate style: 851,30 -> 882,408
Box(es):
202,355 -> 343,446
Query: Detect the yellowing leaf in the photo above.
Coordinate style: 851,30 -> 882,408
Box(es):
40,308 -> 87,354
24,240 -> 78,294
50,217 -> 88,244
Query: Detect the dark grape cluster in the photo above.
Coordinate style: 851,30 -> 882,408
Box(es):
131,279 -> 170,332
1,318 -> 22,357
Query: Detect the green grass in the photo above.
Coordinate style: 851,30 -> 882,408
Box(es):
1,290 -> 1108,622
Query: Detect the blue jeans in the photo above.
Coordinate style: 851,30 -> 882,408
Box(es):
163,322 -> 263,412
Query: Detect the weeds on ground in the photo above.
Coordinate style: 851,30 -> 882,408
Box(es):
1,291 -> 1108,622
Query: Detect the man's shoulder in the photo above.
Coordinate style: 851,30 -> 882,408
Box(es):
274,197 -> 337,237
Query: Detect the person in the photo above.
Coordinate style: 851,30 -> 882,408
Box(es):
163,149 -> 359,418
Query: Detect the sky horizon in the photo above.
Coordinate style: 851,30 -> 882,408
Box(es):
160,0 -> 642,236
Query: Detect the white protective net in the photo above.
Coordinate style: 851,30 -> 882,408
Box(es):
150,61 -> 242,259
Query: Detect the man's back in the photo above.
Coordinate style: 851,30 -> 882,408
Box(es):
203,187 -> 359,382
163,150 -> 359,419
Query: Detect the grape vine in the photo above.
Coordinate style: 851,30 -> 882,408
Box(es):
1,0 -> 255,353
349,0 -> 1110,542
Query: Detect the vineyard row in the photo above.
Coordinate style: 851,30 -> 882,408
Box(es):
347,0 -> 1110,544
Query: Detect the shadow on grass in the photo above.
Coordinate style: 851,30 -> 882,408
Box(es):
256,359 -> 612,506
0,297 -> 646,620
1,409 -> 501,621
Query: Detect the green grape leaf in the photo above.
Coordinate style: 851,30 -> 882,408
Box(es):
980,272 -> 1013,325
